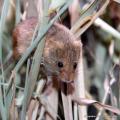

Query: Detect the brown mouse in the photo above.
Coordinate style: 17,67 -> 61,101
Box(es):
12,17 -> 82,83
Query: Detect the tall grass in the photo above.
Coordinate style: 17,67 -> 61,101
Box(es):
0,0 -> 120,120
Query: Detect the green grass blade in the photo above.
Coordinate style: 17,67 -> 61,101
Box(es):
24,0 -> 50,107
15,0 -> 21,24
0,0 -> 10,119
20,59 -> 31,120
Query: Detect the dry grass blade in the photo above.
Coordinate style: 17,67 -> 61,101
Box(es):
113,0 -> 120,3
27,79 -> 46,119
67,95 -> 73,120
86,91 -> 111,120
45,81 -> 58,120
38,96 -> 61,120
73,49 -> 87,120
61,91 -> 69,120
94,18 -> 120,40
31,101 -> 39,119
61,91 -> 73,120
71,0 -> 110,38
73,97 -> 120,115
71,0 -> 101,33
27,99 -> 39,120
73,103 -> 78,120
37,106 -> 45,120
95,75 -> 116,120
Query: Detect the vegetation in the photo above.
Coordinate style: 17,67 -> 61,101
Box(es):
0,0 -> 120,120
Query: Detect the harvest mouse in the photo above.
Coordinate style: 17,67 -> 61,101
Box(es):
13,17 -> 82,83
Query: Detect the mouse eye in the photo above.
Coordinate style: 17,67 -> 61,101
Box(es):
57,61 -> 64,68
73,62 -> 77,70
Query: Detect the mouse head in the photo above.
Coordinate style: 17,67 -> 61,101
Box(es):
43,23 -> 82,83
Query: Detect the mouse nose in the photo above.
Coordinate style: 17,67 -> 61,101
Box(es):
60,70 -> 75,83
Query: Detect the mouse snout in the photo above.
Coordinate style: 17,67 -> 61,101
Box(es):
59,70 -> 75,83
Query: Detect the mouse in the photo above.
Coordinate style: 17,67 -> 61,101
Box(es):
12,17 -> 82,83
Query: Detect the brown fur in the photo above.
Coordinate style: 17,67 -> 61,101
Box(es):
12,17 -> 82,83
